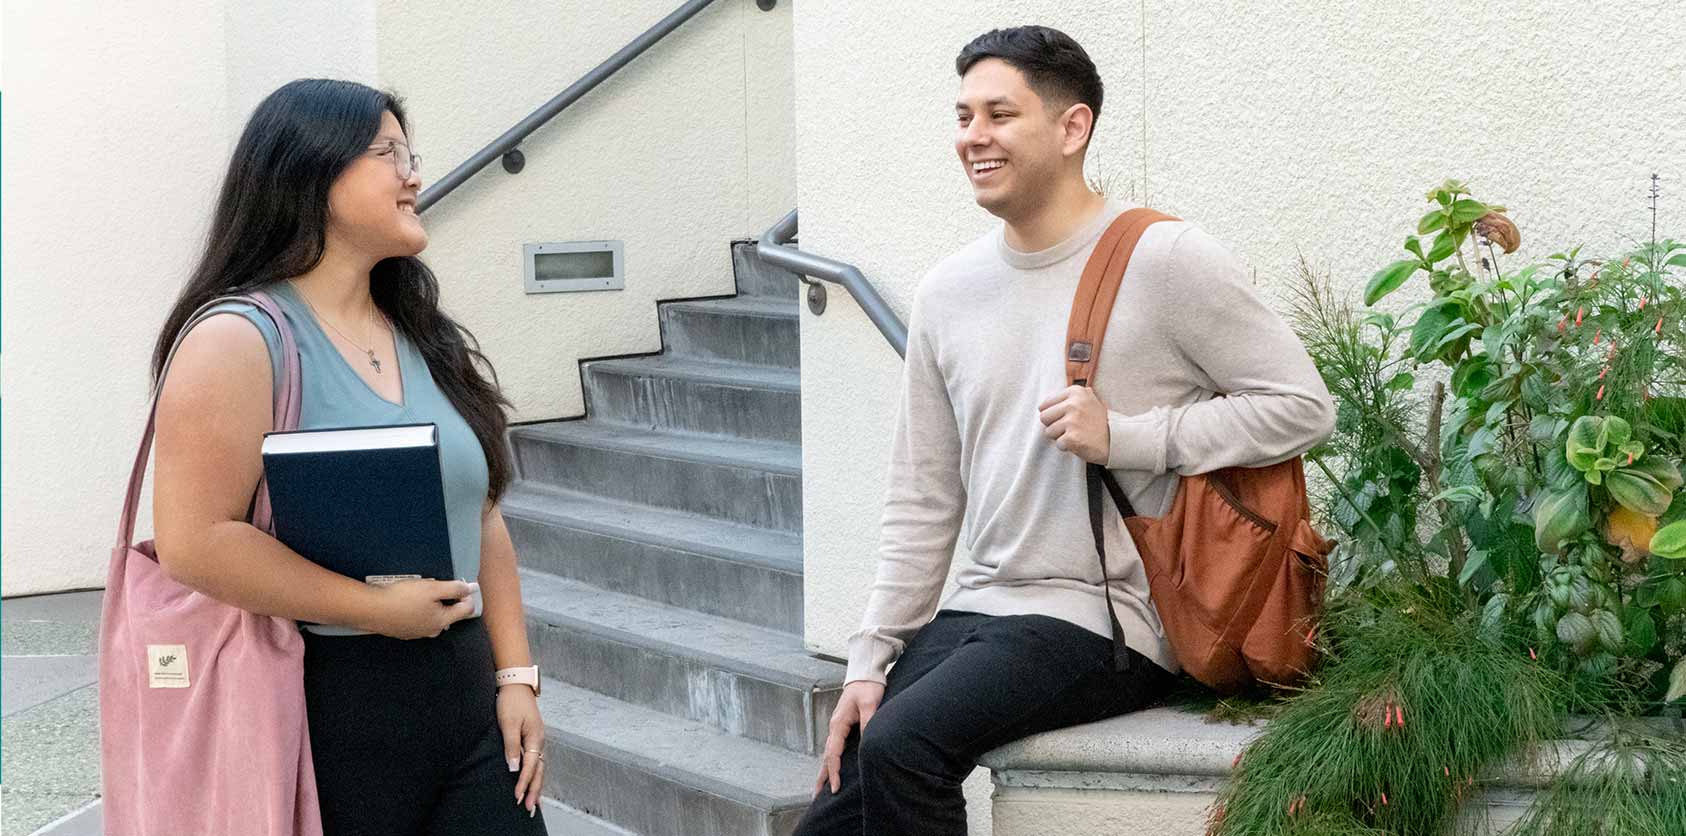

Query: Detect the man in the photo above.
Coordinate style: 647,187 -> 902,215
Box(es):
792,26 -> 1335,836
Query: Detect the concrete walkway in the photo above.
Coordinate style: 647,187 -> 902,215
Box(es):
2,590 -> 103,836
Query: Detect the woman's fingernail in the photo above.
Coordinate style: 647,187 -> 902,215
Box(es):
507,758 -> 519,772
529,807 -> 536,819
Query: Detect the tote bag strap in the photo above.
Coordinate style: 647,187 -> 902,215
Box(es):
115,290 -> 302,550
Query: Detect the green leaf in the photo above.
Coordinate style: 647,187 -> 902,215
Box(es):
1556,611 -> 1595,650
1450,199 -> 1489,224
1667,659 -> 1686,703
1591,609 -> 1623,650
1566,416 -> 1607,472
1366,260 -> 1420,306
1435,189 -> 1453,208
1386,372 -> 1416,391
1534,487 -> 1592,554
1419,210 -> 1448,235
1636,581 -> 1660,608
1661,577 -> 1686,612
1485,400 -> 1513,425
1545,446 -> 1582,491
1608,466 -> 1673,516
1604,416 -> 1632,448
1666,253 -> 1686,270
1404,236 -> 1425,260
1458,548 -> 1491,586
1480,593 -> 1510,639
1530,414 -> 1567,443
1436,321 -> 1483,350
1427,231 -> 1458,263
1409,305 -> 1458,360
1434,485 -> 1485,505
1452,357 -> 1494,398
1651,520 -> 1686,558
1631,456 -> 1683,492
1624,608 -> 1658,656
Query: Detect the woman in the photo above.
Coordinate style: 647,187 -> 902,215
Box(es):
150,78 -> 549,834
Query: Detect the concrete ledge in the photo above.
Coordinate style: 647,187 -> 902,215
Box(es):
978,707 -> 1677,836
980,708 -> 1261,780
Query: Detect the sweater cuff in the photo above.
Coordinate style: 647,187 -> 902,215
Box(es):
1106,407 -> 1169,473
844,634 -> 899,685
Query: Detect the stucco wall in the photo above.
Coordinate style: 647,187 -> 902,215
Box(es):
375,0 -> 795,422
1,1 -> 379,596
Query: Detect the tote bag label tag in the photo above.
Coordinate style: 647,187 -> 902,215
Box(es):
147,644 -> 190,688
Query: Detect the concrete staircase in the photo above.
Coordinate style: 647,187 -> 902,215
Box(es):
503,242 -> 841,836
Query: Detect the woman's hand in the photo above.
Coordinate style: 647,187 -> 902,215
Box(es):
498,684 -> 546,817
359,579 -> 478,639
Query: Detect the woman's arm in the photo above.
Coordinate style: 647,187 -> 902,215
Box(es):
479,500 -> 545,816
478,503 -> 534,670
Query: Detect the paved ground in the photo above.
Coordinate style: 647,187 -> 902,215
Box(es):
2,590 -> 104,836
0,590 -> 628,836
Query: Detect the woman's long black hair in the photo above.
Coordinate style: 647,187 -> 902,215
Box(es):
151,78 -> 514,501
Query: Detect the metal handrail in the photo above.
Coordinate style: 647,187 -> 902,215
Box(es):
417,0 -> 734,214
757,209 -> 908,358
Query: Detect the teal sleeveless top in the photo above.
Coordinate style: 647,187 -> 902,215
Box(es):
204,281 -> 489,635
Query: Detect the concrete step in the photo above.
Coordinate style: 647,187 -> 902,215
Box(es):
539,678 -> 816,836
510,421 -> 802,532
660,297 -> 798,369
732,240 -> 803,300
540,799 -> 639,836
522,570 -> 843,755
583,355 -> 801,445
502,483 -> 803,633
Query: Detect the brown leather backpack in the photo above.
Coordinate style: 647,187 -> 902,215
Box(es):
1070,208 -> 1333,693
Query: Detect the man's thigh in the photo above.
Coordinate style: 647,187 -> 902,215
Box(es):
865,613 -> 1159,770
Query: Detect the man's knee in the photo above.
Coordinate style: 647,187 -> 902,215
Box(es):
857,711 -> 948,779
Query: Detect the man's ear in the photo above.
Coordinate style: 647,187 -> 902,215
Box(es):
1060,102 -> 1095,158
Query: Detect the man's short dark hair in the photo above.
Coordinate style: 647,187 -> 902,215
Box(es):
956,26 -> 1103,125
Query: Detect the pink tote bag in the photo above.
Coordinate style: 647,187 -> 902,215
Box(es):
98,291 -> 323,836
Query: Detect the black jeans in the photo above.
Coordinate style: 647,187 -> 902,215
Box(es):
793,610 -> 1174,836
302,618 -> 549,836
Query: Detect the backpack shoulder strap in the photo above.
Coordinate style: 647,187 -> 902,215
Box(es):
1064,207 -> 1179,386
1067,207 -> 1178,673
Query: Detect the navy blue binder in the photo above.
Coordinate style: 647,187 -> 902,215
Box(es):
261,423 -> 454,583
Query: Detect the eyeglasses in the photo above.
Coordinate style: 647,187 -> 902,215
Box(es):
368,140 -> 421,180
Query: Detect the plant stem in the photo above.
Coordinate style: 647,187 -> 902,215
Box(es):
1386,383 -> 1472,583
1308,453 -> 1399,561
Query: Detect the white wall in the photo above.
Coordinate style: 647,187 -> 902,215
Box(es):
1,0 -> 378,596
376,0 -> 795,422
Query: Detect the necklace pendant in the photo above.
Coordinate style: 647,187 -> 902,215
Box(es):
368,351 -> 383,374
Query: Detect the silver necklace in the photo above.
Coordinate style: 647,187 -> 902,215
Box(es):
297,289 -> 385,374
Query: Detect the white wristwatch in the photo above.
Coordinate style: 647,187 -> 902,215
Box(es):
495,665 -> 541,696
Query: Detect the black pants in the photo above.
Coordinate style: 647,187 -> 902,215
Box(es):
793,610 -> 1174,836
302,618 -> 549,836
